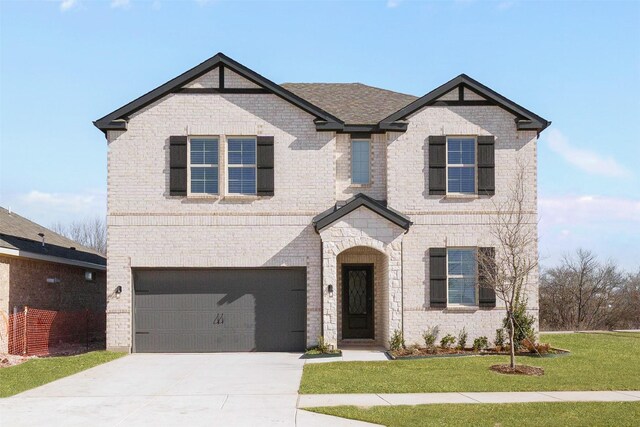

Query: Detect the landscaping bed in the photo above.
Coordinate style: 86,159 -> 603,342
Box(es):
386,346 -> 570,360
302,349 -> 342,359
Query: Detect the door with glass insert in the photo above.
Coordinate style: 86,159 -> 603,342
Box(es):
342,264 -> 374,339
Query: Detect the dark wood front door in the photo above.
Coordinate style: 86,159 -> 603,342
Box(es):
342,264 -> 374,339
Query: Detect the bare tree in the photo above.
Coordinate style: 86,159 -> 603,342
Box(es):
51,216 -> 106,255
477,162 -> 538,369
541,255 -> 632,331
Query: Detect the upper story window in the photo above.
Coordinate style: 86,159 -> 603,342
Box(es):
351,139 -> 371,185
447,248 -> 477,306
228,137 -> 257,195
447,137 -> 476,194
189,138 -> 219,195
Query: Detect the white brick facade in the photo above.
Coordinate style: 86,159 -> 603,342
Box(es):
104,66 -> 540,352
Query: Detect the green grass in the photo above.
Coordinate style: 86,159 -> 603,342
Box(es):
309,401 -> 640,427
0,351 -> 126,397
300,332 -> 640,394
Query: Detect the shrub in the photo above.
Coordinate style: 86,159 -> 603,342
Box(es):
457,328 -> 468,350
503,302 -> 536,350
422,325 -> 440,350
440,334 -> 456,349
473,336 -> 489,352
316,336 -> 330,353
389,329 -> 405,351
522,338 -> 551,354
494,328 -> 506,349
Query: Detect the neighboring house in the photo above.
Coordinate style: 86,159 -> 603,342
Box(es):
94,53 -> 549,353
0,207 -> 106,353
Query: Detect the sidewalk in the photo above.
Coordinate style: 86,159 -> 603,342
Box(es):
298,390 -> 640,408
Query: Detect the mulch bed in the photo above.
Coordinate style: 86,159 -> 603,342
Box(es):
490,364 -> 545,376
387,346 -> 569,360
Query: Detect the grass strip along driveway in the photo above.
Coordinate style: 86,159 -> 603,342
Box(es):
0,351 -> 126,397
300,332 -> 640,394
310,401 -> 640,427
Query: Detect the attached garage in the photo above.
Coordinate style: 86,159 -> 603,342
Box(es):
133,268 -> 306,352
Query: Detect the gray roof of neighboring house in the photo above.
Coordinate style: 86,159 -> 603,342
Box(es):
0,207 -> 106,268
281,83 -> 418,125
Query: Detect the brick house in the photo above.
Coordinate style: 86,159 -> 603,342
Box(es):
94,53 -> 549,353
0,208 -> 106,353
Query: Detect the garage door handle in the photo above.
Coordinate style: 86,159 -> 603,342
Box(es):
135,331 -> 149,335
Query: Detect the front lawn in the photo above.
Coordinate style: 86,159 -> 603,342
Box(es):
309,401 -> 640,427
300,332 -> 640,393
0,351 -> 126,397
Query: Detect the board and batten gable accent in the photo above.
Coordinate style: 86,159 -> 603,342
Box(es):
429,247 -> 447,308
477,135 -> 496,196
256,136 -> 275,196
169,136 -> 188,196
478,246 -> 497,308
428,136 -> 446,195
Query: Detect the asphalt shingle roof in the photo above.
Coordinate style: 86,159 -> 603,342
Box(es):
281,83 -> 418,125
0,207 -> 106,267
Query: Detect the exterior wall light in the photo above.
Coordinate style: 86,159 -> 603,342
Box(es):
328,284 -> 334,295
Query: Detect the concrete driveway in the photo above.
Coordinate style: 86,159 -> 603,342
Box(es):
0,353 -> 374,426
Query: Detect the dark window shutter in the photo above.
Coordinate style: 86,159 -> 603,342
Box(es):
256,136 -> 274,196
169,136 -> 187,196
478,247 -> 496,308
477,136 -> 495,196
428,136 -> 446,195
430,248 -> 447,308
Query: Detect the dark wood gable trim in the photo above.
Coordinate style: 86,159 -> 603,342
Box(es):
94,53 -> 344,134
378,74 -> 550,132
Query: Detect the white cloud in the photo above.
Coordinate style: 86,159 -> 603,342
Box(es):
545,129 -> 632,178
60,0 -> 78,11
538,194 -> 640,270
386,0 -> 402,8
3,190 -> 106,226
111,0 -> 131,9
497,1 -> 514,10
539,194 -> 640,225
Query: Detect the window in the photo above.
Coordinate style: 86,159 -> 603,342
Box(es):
447,137 -> 476,194
189,138 -> 219,195
228,137 -> 257,194
447,248 -> 477,306
351,139 -> 370,184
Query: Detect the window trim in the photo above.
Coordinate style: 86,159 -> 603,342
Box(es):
226,136 -> 258,195
446,247 -> 479,307
187,136 -> 220,197
445,136 -> 477,195
351,138 -> 371,185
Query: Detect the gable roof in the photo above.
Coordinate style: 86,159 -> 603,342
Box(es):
94,53 -> 344,133
379,74 -> 551,132
95,53 -> 549,136
313,193 -> 412,232
281,83 -> 417,125
0,207 -> 106,269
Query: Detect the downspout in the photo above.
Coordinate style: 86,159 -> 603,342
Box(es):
319,237 -> 323,343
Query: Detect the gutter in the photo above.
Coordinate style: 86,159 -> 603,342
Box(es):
0,247 -> 107,271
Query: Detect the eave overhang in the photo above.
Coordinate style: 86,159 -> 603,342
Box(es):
313,193 -> 412,232
94,53 -> 344,135
378,74 -> 551,133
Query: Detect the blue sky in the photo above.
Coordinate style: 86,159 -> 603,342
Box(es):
1,0 -> 639,270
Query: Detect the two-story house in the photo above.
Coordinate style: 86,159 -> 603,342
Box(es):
94,53 -> 549,353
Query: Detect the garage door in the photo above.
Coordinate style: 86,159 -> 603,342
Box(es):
133,268 -> 306,352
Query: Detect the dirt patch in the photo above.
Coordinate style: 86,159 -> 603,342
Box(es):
0,354 -> 30,368
490,364 -> 545,376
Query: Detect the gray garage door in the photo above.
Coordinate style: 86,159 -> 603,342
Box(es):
133,268 -> 306,352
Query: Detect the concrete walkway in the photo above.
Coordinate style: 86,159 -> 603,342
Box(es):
298,390 -> 640,408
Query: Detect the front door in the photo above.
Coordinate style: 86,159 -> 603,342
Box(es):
342,264 -> 374,339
